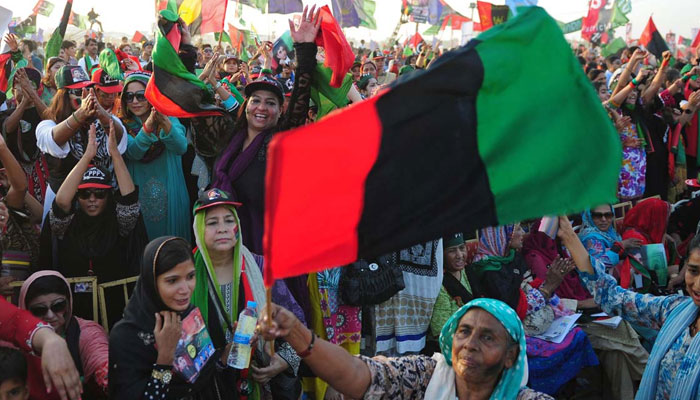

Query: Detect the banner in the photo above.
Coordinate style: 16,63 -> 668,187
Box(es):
582,0 -> 629,44
558,18 -> 583,34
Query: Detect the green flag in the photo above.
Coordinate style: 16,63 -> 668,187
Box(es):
610,2 -> 629,30
45,0 -> 72,59
424,24 -> 440,36
310,63 -> 354,120
359,0 -> 377,30
602,37 -> 627,57
215,32 -> 231,45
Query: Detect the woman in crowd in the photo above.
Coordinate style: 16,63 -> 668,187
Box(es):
560,215 -> 700,399
360,60 -> 377,78
109,236 -> 237,399
18,271 -> 109,399
0,130 -> 41,279
260,297 -> 553,399
468,224 -> 599,397
41,57 -> 66,105
356,74 -> 379,99
617,198 -> 670,290
2,67 -> 51,204
119,70 -> 191,241
35,64 -> 127,221
39,123 -> 147,325
579,205 -> 641,271
190,188 -> 303,399
430,233 -> 472,339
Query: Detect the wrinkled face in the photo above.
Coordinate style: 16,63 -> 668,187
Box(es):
124,81 -> 149,118
445,243 -> 468,275
156,260 -> 196,312
87,41 -> 98,55
27,293 -> 69,335
245,91 -> 281,131
685,250 -> 700,306
203,206 -> 238,253
452,308 -> 518,385
597,84 -> 610,102
591,204 -> 613,232
361,63 -> 377,77
224,59 -> 239,74
0,378 -> 28,400
77,188 -> 109,217
96,88 -> 117,110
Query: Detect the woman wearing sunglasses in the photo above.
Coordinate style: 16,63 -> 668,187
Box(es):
579,204 -> 641,272
118,71 -> 190,242
39,122 -> 148,327
17,270 -> 109,399
36,64 -> 128,223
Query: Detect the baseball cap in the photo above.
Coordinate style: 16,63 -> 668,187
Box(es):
55,65 -> 95,90
78,165 -> 112,190
91,68 -> 123,94
193,188 -> 241,214
244,74 -> 285,103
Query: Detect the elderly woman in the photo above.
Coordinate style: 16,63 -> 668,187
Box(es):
260,298 -> 552,399
18,271 -> 109,399
559,215 -> 700,400
579,205 -> 641,271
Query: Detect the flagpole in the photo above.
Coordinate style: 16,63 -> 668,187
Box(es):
217,0 -> 229,51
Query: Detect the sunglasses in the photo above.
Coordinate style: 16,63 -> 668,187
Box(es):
67,88 -> 83,97
77,189 -> 108,200
591,211 -> 614,220
125,90 -> 146,103
29,298 -> 68,317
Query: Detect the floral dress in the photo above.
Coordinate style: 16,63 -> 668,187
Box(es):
617,120 -> 646,200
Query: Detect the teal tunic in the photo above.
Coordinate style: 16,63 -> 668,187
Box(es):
124,116 -> 191,242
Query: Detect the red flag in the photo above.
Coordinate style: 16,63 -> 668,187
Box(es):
639,17 -> 669,60
314,5 -> 354,88
132,31 -> 145,43
0,53 -> 12,93
477,1 -> 494,31
200,0 -> 228,35
405,33 -> 423,49
692,30 -> 700,49
228,24 -> 245,53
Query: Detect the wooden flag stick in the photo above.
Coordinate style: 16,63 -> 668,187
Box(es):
266,286 -> 274,356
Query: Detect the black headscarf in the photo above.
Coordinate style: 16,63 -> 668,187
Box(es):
108,237 -> 234,400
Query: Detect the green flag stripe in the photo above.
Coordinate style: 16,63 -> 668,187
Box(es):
474,7 -> 620,224
153,24 -> 208,92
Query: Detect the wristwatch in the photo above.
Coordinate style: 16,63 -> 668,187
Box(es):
215,81 -> 223,90
152,368 -> 172,385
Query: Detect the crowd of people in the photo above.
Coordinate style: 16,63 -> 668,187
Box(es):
1,3 -> 700,400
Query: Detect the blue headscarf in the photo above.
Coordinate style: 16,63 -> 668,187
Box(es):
439,298 -> 528,400
578,205 -> 621,246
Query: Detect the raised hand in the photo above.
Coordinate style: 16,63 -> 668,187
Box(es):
83,123 -> 98,161
154,311 -> 182,365
3,34 -> 18,52
289,5 -> 321,44
107,119 -> 119,154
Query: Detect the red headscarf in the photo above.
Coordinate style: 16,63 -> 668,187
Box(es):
621,199 -> 670,244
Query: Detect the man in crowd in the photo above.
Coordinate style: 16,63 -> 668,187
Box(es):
20,40 -> 43,71
60,40 -> 77,65
78,38 -> 100,77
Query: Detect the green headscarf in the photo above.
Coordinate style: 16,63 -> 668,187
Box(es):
191,204 -> 242,328
439,298 -> 528,400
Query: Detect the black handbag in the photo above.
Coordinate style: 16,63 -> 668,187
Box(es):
339,254 -> 405,306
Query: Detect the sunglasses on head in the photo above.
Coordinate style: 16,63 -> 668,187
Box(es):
591,211 -> 614,220
67,88 -> 83,97
125,90 -> 146,103
77,189 -> 108,200
29,298 -> 68,317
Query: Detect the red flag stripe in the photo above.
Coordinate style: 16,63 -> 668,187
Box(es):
200,0 -> 228,35
263,96 -> 383,285
692,30 -> 700,49
314,6 -> 355,88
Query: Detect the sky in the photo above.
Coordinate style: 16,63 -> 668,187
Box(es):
0,0 -> 698,46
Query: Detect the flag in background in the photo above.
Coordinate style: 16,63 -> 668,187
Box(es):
10,14 -> 37,36
69,11 -> 86,29
214,31 -> 231,45
692,30 -> 700,49
601,37 -> 626,57
132,31 -> 146,43
330,0 -> 376,29
582,0 -> 629,44
33,0 -> 55,17
45,0 -> 72,59
678,36 -> 691,47
262,6 -> 621,285
0,51 -> 18,92
640,16 -> 669,59
239,0 -> 267,12
314,6 -> 355,88
146,9 -> 223,117
158,0 -> 227,36
476,1 -> 510,31
269,0 -> 303,14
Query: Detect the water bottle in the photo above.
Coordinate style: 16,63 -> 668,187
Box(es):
227,301 -> 258,369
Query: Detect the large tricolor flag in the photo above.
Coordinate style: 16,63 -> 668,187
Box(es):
145,9 -> 223,118
640,16 -> 669,60
314,6 -> 355,88
476,1 -> 510,31
263,6 -> 621,285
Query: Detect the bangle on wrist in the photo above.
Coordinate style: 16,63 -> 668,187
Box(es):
296,331 -> 315,358
71,112 -> 81,125
65,117 -> 75,130
142,123 -> 153,134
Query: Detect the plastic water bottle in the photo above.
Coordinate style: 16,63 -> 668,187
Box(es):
227,301 -> 258,369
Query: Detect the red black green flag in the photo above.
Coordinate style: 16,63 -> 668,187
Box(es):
156,0 -> 227,36
145,10 -> 223,118
476,1 -> 509,31
44,0 -> 73,59
640,17 -> 669,60
0,52 -> 14,93
263,6 -> 621,284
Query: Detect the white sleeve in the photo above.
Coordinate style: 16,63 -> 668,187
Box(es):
35,119 -> 70,158
105,115 -> 128,156
77,58 -> 87,74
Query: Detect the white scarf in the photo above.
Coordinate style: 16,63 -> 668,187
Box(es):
425,353 -> 457,400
